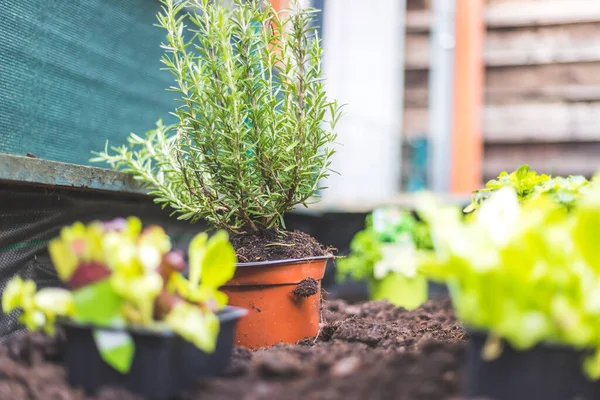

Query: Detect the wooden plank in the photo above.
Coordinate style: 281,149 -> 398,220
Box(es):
485,85 -> 600,105
486,23 -> 600,67
405,10 -> 431,33
407,0 -> 430,11
408,63 -> 600,106
483,142 -> 600,180
406,43 -> 600,70
406,1 -> 600,32
405,34 -> 430,70
486,63 -> 600,88
405,88 -> 428,108
0,154 -> 145,195
405,84 -> 600,108
404,69 -> 429,89
404,108 -> 429,137
485,46 -> 600,68
406,22 -> 600,70
404,102 -> 600,143
486,1 -> 600,29
484,103 -> 600,143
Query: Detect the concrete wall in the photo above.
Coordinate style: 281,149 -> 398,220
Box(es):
319,0 -> 406,206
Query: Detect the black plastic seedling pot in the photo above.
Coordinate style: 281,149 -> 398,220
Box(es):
427,281 -> 449,299
466,332 -> 600,400
60,306 -> 247,399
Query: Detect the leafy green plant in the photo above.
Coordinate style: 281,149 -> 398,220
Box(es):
464,164 -> 589,213
337,208 -> 431,309
417,184 -> 600,378
335,219 -> 381,283
91,0 -> 342,234
336,209 -> 431,282
2,217 -> 236,373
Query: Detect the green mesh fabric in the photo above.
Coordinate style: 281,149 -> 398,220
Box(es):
0,0 -> 176,166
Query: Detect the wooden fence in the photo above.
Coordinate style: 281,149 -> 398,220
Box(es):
404,0 -> 600,181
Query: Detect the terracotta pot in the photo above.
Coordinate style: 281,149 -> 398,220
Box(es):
221,256 -> 329,349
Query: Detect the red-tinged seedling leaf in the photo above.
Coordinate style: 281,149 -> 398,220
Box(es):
153,290 -> 183,320
156,250 -> 187,282
66,262 -> 112,290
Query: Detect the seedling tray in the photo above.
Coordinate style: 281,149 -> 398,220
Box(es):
466,331 -> 600,400
60,306 -> 247,399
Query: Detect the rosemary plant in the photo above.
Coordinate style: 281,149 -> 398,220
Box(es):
92,0 -> 342,233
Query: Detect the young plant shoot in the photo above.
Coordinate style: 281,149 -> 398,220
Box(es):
92,0 -> 342,237
417,183 -> 600,379
337,208 -> 432,309
465,164 -> 590,213
2,218 -> 236,373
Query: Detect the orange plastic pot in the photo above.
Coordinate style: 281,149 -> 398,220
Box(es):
221,256 -> 329,349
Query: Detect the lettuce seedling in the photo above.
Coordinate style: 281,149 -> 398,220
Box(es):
337,209 -> 431,281
337,208 -> 431,309
2,277 -> 74,336
465,164 -> 590,213
162,230 -> 236,351
2,217 -> 237,373
417,184 -> 600,379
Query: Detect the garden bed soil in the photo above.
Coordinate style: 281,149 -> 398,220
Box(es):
230,229 -> 328,262
0,298 -> 469,400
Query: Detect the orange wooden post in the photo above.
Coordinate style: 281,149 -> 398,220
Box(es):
450,0 -> 485,194
269,0 -> 286,12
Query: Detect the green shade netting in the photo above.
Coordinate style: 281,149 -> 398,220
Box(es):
0,0 -> 176,166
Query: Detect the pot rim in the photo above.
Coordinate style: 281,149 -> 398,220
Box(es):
57,305 -> 248,337
235,254 -> 333,268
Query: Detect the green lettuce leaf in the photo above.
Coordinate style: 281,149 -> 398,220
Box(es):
337,210 -> 432,283
369,272 -> 427,310
110,272 -> 163,325
188,231 -> 236,289
466,165 -> 589,213
165,301 -> 220,353
188,233 -> 208,288
416,185 -> 600,379
93,329 -> 135,374
2,277 -> 75,335
72,279 -> 124,326
200,231 -> 237,288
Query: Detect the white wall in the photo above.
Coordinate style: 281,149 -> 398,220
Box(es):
319,0 -> 406,207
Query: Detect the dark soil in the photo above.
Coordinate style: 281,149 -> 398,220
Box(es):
230,229 -> 329,263
292,278 -> 319,297
0,298 -> 469,400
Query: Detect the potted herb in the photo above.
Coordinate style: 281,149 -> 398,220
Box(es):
92,0 -> 342,349
337,208 -> 432,310
464,164 -> 590,213
2,217 -> 246,398
416,185 -> 600,400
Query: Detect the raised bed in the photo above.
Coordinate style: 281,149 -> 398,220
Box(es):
0,298 -> 466,400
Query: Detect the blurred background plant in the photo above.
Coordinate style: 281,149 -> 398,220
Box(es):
336,208 -> 432,309
465,165 -> 591,214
